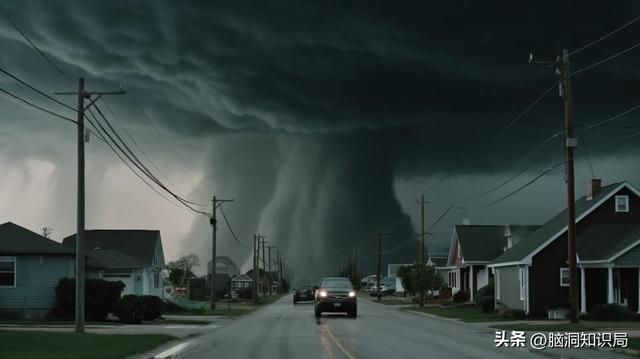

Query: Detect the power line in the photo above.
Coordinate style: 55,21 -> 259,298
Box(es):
493,79 -> 561,137
4,14 -> 74,82
0,87 -> 76,126
92,104 -> 210,216
218,205 -> 251,247
572,42 -> 640,76
129,95 -> 202,182
570,16 -> 640,56
3,16 -> 211,211
579,103 -> 640,132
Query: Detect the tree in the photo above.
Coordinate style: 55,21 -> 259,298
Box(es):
398,264 -> 445,303
42,226 -> 54,238
166,254 -> 200,287
397,265 -> 414,295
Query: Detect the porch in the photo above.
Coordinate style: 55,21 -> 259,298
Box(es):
580,267 -> 640,313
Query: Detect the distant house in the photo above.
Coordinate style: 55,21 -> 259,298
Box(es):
446,224 -> 540,301
231,273 -> 253,290
63,229 -> 166,297
489,180 -> 640,317
0,222 -> 74,319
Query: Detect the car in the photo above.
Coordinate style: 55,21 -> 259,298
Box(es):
293,285 -> 315,303
314,277 -> 357,318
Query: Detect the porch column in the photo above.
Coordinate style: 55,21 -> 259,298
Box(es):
469,265 -> 474,302
580,267 -> 586,314
607,267 -> 614,304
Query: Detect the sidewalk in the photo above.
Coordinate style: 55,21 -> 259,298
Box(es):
0,321 -> 224,338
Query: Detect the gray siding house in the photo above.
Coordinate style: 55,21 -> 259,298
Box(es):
0,222 -> 74,319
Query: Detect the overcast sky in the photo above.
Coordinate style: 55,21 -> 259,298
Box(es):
1,1 -> 639,279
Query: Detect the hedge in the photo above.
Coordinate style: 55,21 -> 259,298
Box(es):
52,278 -> 125,321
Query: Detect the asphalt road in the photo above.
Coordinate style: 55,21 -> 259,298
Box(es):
169,296 -> 628,359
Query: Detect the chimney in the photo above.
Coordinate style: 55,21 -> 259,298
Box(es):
587,179 -> 602,200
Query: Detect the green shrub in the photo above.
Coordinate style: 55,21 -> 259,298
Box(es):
141,296 -> 163,321
52,278 -> 124,321
453,291 -> 469,303
479,296 -> 494,313
115,295 -> 145,323
591,304 -> 637,321
474,280 -> 494,306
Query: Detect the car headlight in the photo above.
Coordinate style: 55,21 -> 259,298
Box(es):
349,291 -> 356,297
319,291 -> 327,297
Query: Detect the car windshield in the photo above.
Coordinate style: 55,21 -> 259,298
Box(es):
321,279 -> 352,289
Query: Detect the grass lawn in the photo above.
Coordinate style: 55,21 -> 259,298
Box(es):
405,306 -> 512,322
375,299 -> 412,305
492,321 -> 640,332
0,330 -> 174,359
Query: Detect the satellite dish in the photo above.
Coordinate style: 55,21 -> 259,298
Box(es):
462,217 -> 471,225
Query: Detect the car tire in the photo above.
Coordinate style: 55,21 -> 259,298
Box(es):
350,307 -> 358,318
293,299 -> 297,304
315,307 -> 321,318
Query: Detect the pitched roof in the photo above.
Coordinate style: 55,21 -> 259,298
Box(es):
577,225 -> 640,262
455,225 -> 510,262
0,222 -> 74,255
232,273 -> 253,282
491,182 -> 627,265
86,249 -> 148,268
63,229 -> 161,266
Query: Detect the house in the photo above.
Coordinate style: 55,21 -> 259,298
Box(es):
63,229 -> 166,297
446,224 -> 540,301
0,222 -> 75,319
488,180 -> 640,317
231,273 -> 253,290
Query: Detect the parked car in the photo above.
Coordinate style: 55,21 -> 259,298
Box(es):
293,285 -> 315,303
369,284 -> 394,297
314,277 -> 357,318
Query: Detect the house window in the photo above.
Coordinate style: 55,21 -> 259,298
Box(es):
616,195 -> 629,212
0,257 -> 16,287
519,268 -> 526,300
560,268 -> 570,287
154,272 -> 160,288
495,269 -> 501,300
448,271 -> 457,288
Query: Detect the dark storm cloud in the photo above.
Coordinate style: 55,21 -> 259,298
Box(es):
1,1 -> 640,275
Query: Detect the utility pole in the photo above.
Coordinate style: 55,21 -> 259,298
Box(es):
417,195 -> 429,307
376,231 -> 383,302
352,246 -> 356,282
268,245 -> 274,296
359,242 -> 364,284
252,234 -> 258,302
261,237 -> 266,296
209,196 -> 234,310
55,78 -> 125,334
530,49 -> 578,322
562,49 -> 578,324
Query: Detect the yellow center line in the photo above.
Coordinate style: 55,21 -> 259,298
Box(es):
323,326 -> 356,359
